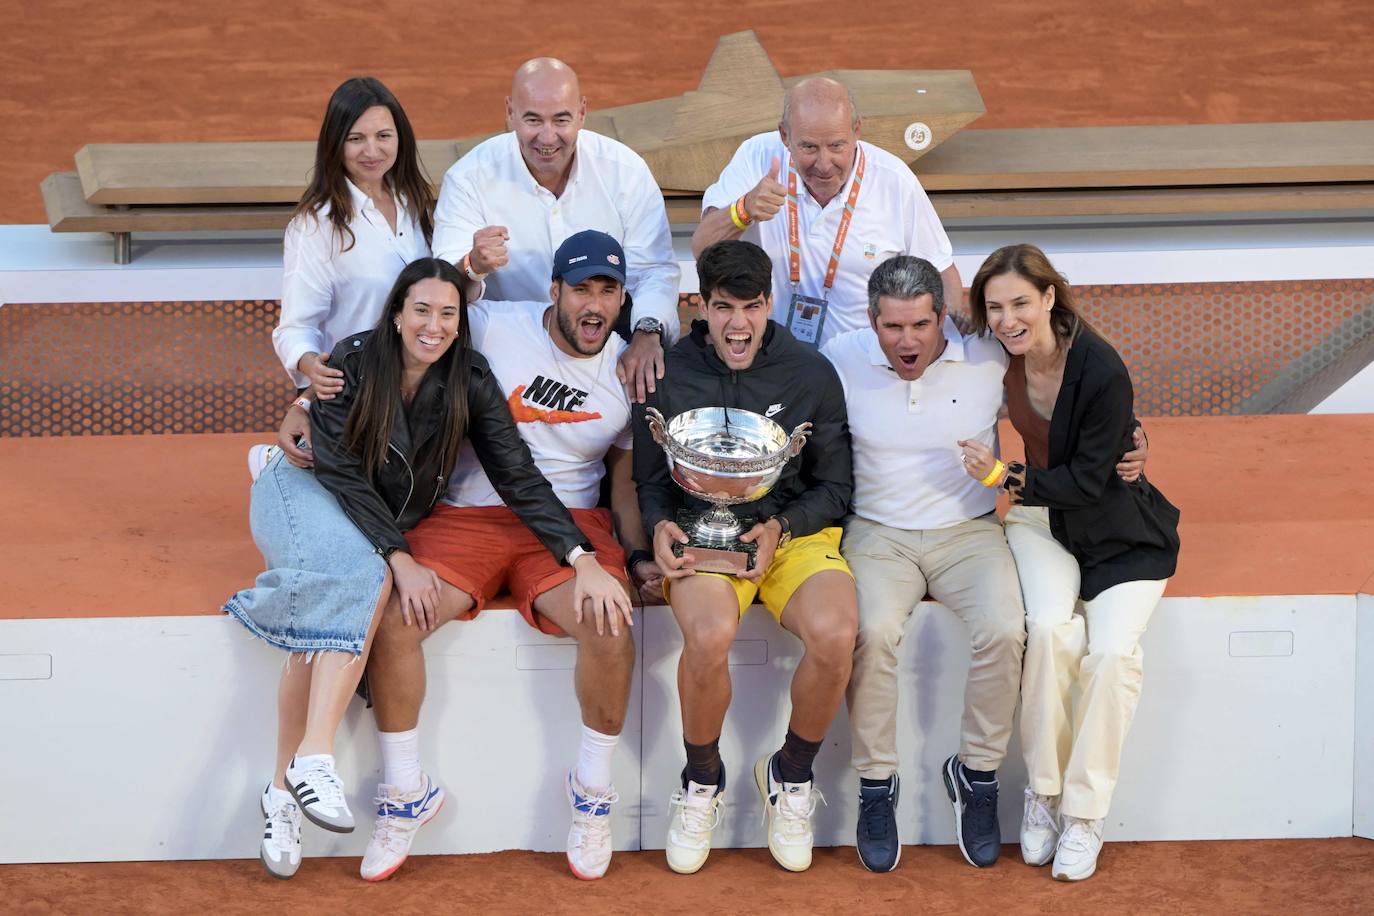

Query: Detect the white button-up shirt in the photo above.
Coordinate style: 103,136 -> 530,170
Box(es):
704,133 -> 953,349
433,130 -> 681,343
822,320 -> 1008,530
273,180 -> 429,388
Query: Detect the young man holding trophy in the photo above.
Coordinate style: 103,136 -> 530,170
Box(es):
632,240 -> 857,875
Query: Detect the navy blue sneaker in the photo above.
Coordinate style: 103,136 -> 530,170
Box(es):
941,755 -> 1000,867
856,774 -> 901,872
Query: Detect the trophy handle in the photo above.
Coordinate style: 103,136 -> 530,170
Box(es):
785,421 -> 813,457
645,407 -> 668,446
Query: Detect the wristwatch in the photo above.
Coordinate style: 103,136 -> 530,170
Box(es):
566,544 -> 597,566
634,317 -> 665,338
769,514 -> 792,547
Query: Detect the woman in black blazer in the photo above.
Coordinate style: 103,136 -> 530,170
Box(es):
959,244 -> 1180,883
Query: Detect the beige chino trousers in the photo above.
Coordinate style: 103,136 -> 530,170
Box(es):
844,513 -> 1026,778
1005,505 -> 1167,820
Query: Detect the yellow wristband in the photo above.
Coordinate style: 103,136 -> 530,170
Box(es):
980,459 -> 1006,488
729,201 -> 749,231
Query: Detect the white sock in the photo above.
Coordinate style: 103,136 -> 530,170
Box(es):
576,725 -> 619,792
266,784 -> 293,807
291,752 -> 333,769
378,729 -> 422,794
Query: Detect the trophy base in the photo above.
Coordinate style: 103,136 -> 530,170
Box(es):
672,510 -> 759,575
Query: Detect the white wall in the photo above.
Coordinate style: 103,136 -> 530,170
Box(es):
0,593 -> 1359,864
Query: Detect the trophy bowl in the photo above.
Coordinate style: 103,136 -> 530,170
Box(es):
645,406 -> 811,573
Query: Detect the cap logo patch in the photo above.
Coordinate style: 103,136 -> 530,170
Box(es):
607,254 -> 621,266
568,255 -> 588,264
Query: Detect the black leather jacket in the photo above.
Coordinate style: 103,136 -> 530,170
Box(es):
310,330 -> 590,563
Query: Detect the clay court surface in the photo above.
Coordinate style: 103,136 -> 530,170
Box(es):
6,0 -> 1374,225
4,840 -> 1372,914
6,0 -> 1374,908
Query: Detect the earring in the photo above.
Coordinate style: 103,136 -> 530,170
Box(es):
394,320 -> 401,331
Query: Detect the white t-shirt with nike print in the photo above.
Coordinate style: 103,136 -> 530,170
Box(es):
442,299 -> 633,510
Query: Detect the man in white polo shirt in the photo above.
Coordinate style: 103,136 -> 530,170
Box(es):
822,255 -> 1022,874
693,77 -> 959,349
433,57 -> 681,402
823,256 -> 1148,875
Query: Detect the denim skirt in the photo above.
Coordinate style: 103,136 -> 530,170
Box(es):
224,451 -> 387,655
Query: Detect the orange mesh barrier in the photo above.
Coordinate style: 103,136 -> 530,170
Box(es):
2,279 -> 1371,436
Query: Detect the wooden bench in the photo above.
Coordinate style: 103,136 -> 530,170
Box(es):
42,121 -> 1374,263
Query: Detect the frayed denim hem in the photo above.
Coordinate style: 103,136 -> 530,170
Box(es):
223,600 -> 364,656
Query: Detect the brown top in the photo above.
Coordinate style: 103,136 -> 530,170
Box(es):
1004,355 -> 1052,470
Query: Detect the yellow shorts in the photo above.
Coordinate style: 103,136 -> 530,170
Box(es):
664,527 -> 852,620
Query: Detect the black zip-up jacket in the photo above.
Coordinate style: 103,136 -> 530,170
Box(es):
633,319 -> 853,539
310,330 -> 590,563
1021,327 -> 1181,599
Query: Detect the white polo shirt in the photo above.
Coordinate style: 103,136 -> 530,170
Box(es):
443,299 -> 633,511
703,133 -> 953,349
433,130 -> 681,343
273,180 -> 429,389
821,321 -> 1007,531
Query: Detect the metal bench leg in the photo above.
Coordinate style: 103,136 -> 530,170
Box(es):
113,232 -> 131,265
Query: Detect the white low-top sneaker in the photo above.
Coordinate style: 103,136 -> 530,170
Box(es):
247,444 -> 278,482
285,754 -> 354,833
360,774 -> 445,882
259,785 -> 302,879
755,754 -> 824,873
1021,787 -> 1061,866
665,777 -> 725,875
566,772 -> 619,880
1052,815 -> 1105,881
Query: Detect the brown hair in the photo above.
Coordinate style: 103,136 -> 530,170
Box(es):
343,258 -> 470,480
967,243 -> 1102,348
294,76 -> 436,253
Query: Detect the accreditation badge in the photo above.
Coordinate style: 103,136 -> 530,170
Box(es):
786,292 -> 829,346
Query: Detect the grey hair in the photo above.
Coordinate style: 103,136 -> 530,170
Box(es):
867,255 -> 945,319
781,80 -> 861,132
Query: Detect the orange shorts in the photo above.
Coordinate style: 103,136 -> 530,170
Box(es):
405,504 -> 628,636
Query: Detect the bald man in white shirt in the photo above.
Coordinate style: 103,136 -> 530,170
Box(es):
694,78 -> 960,350
433,58 -> 681,403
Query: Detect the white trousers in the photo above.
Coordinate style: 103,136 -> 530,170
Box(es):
1005,506 -> 1167,820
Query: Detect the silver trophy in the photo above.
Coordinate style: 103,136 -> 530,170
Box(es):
645,406 -> 812,574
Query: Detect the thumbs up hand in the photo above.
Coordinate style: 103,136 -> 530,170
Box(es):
743,156 -> 787,224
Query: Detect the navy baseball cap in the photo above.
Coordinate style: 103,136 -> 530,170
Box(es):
552,230 -> 627,285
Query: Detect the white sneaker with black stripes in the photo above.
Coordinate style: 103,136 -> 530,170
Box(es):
259,785 -> 302,879
286,753 -> 354,832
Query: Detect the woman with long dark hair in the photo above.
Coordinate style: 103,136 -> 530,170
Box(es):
274,76 -> 435,396
959,244 -> 1180,882
227,258 -> 606,879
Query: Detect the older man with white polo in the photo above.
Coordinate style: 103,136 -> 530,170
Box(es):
693,77 -> 959,349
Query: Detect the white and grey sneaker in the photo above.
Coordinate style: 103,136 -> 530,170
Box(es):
1052,815 -> 1105,881
566,771 -> 619,880
286,754 -> 354,833
1021,787 -> 1061,866
260,785 -> 302,879
360,773 -> 446,882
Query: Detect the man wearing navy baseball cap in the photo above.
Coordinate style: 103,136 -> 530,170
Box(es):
361,228 -> 663,882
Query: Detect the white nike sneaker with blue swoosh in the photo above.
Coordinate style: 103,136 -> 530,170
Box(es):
360,773 -> 446,881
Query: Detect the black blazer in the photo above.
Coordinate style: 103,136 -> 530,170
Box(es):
1021,327 -> 1180,600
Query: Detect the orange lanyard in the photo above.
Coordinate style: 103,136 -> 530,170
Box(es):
786,146 -> 866,296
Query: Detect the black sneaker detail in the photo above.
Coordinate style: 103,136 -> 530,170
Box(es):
856,774 -> 901,873
942,755 -> 1000,868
